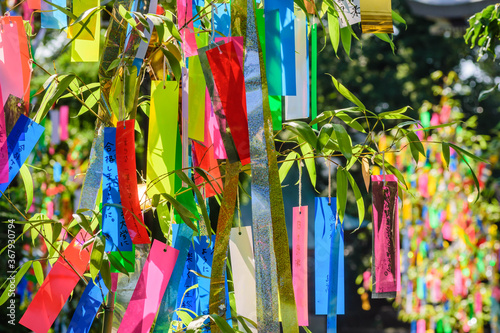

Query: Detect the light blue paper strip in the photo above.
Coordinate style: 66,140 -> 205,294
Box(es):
213,2 -> 231,38
327,223 -> 341,332
338,226 -> 345,315
264,0 -> 296,96
0,115 -> 44,197
154,223 -> 194,332
67,274 -> 108,333
193,0 -> 204,29
102,127 -> 133,252
53,162 -> 62,182
176,243 -> 197,315
41,0 -> 67,29
194,235 -> 216,316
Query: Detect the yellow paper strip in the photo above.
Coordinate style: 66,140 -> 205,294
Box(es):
68,0 -> 99,40
71,0 -> 100,62
188,55 -> 206,142
147,81 -> 179,198
360,0 -> 394,34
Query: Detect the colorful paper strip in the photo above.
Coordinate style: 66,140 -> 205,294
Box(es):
292,206 -> 309,326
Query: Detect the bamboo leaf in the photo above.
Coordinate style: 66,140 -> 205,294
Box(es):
336,168 -> 348,223
448,143 -> 488,163
299,138 -> 317,187
285,121 -> 318,148
374,33 -> 395,53
90,236 -> 104,281
19,164 -> 33,213
328,75 -> 366,110
327,12 -> 340,55
317,123 -> 334,152
332,124 -> 353,159
107,251 -> 130,276
72,213 -> 93,234
161,48 -> 182,82
0,261 -> 32,306
100,257 -> 112,291
279,151 -> 298,183
340,27 -> 351,58
346,170 -> 365,229
35,74 -> 76,123
162,193 -> 198,232
362,158 -> 370,192
455,150 -> 481,202
406,131 -> 425,156
33,261 -> 44,285
210,314 -> 235,333
442,142 -> 450,168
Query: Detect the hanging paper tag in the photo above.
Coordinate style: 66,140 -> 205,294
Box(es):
71,0 -> 101,62
336,0 -> 361,27
327,222 -> 344,332
360,0 -> 394,34
178,0 -> 198,57
59,106 -> 69,141
188,55 -> 206,142
41,0 -> 67,29
293,206 -> 309,326
205,89 -> 226,159
192,139 -> 223,198
206,41 -> 250,165
371,174 -> 400,298
117,240 -> 179,333
0,90 -> 7,183
19,230 -> 93,332
116,119 -> 150,244
284,9 -> 309,120
154,224 -> 194,332
27,0 -> 41,9
213,2 -> 231,38
0,19 -> 25,109
0,115 -> 44,195
194,235 -> 216,316
229,227 -> 257,332
147,81 -> 179,198
176,244 -> 197,315
67,274 -> 109,333
102,127 -> 133,252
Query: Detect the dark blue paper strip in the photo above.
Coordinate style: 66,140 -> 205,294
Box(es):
176,243 -> 197,314
67,274 -> 108,333
102,127 -> 133,252
264,0 -> 296,96
0,115 -> 44,196
194,235 -> 216,316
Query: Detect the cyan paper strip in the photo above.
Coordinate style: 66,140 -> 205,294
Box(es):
264,9 -> 282,96
41,0 -> 67,29
327,223 -> 342,332
154,223 -> 194,332
53,162 -> 62,182
264,0 -> 296,96
67,274 -> 108,333
0,115 -> 44,197
102,127 -> 133,252
176,244 -> 197,314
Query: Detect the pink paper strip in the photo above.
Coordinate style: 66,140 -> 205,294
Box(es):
19,230 -> 93,333
454,268 -> 463,296
205,89 -> 226,159
177,0 -> 197,57
293,206 -> 308,326
416,319 -> 426,333
59,105 -> 69,141
0,18 -> 24,108
117,239 -> 179,333
0,88 -> 7,183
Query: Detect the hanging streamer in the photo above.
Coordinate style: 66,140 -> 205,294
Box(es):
41,0 -> 67,29
0,115 -> 44,196
71,0 -> 101,62
327,222 -> 344,332
59,105 -> 69,141
336,0 -> 362,27
154,224 -> 194,332
175,244 -> 197,316
182,68 -> 190,178
117,240 -> 179,333
229,227 -> 258,333
311,23 -> 318,129
264,0 -> 296,96
205,89 -> 226,159
194,235 -> 216,316
67,274 -> 109,333
263,9 -> 281,97
371,174 -> 400,298
147,81 -> 179,198
116,119 -> 150,244
102,127 -> 133,253
27,0 -> 41,9
293,206 -> 309,326
133,0 -> 158,69
360,0 -> 394,34
209,162 -> 240,321
19,230 -> 93,332
0,90 -> 7,183
178,0 -> 198,57
206,41 -> 251,165
284,8 -> 309,120
188,56 -> 206,142
213,2 -> 231,38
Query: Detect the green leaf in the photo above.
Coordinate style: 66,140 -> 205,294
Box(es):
176,309 -> 196,326
119,5 -> 138,29
340,27 -> 351,58
186,315 -> 210,333
455,150 -> 481,202
107,251 -> 130,276
0,261 -> 32,306
161,48 -> 182,82
374,33 -> 395,53
237,316 -> 257,333
414,121 -> 460,132
279,151 -> 298,183
336,113 -> 366,132
328,75 -> 366,110
448,143 -> 488,163
210,314 -> 235,333
77,89 -> 100,117
299,138 -> 317,188
34,74 -> 76,123
336,168 -> 348,223
409,141 -> 420,164
19,164 -> 33,213
100,257 -> 112,291
327,12 -> 340,55
90,236 -> 104,281
43,0 -> 94,37
478,83 -> 498,102
442,142 -> 450,168
317,124 -> 334,152
33,261 -> 44,285
392,10 -> 407,27
285,121 -> 318,148
72,213 -> 93,234
162,193 -> 198,232
346,171 -> 365,230
406,131 -> 425,156
332,124 -> 353,159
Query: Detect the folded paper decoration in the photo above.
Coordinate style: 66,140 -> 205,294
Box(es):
20,230 -> 93,333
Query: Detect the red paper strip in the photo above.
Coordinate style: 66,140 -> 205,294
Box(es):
27,0 -> 41,9
19,230 -> 93,333
116,120 -> 150,244
193,138 -> 222,198
372,174 -> 400,296
292,206 -> 308,326
117,239 -> 179,333
206,41 -> 250,165
214,36 -> 244,67
177,0 -> 197,57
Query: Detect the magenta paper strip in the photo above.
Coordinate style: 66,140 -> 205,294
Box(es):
214,37 -> 244,67
19,230 -> 93,333
0,18 -> 24,108
117,239 -> 179,333
293,206 -> 309,326
178,0 -> 197,57
371,174 -> 400,297
0,89 -> 7,183
59,105 -> 69,141
205,89 -> 226,159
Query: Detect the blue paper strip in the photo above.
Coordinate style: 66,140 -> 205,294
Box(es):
193,0 -> 205,29
264,0 -> 296,96
264,9 -> 282,96
327,223 -> 341,332
41,0 -> 67,29
154,223 -> 194,332
53,162 -> 62,182
176,243 -> 197,314
194,235 -> 215,316
0,115 -> 44,197
213,2 -> 231,38
67,274 -> 108,333
102,127 -> 133,252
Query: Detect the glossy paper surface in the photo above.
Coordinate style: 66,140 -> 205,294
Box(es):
293,206 -> 309,326
117,240 -> 179,333
360,0 -> 394,33
0,19 -> 24,108
41,0 -> 67,29
116,119 -> 150,244
19,230 -> 93,333
78,125 -> 103,216
71,0 -> 101,62
0,115 -> 44,196
188,56 -> 206,142
178,0 -> 197,57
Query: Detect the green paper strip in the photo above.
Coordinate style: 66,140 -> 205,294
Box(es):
188,56 -> 206,142
311,23 -> 318,130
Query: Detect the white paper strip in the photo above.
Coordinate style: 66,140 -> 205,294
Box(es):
229,227 -> 258,332
284,9 -> 309,120
336,0 -> 361,28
